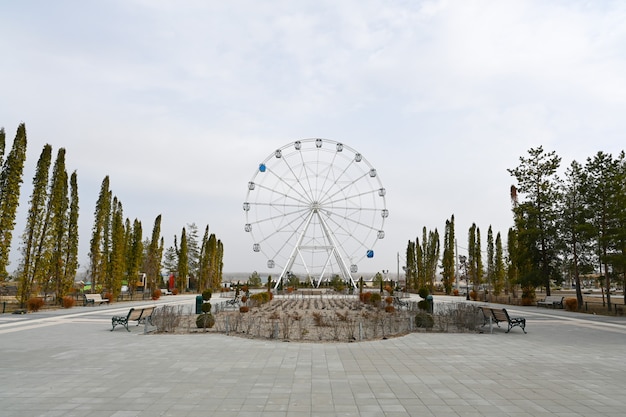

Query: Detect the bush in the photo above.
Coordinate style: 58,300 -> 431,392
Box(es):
418,287 -> 429,299
239,306 -> 249,313
360,292 -> 372,303
62,296 -> 75,309
415,312 -> 434,329
384,285 -> 393,295
564,298 -> 578,311
152,289 -> 161,300
469,290 -> 478,301
202,289 -> 212,301
171,288 -> 179,295
417,299 -> 430,311
385,305 -> 395,313
27,297 -> 44,312
369,292 -> 382,305
385,296 -> 393,305
241,295 -> 247,303
201,302 -> 212,313
250,292 -> 270,305
196,313 -> 215,328
104,292 -> 113,303
453,289 -> 459,296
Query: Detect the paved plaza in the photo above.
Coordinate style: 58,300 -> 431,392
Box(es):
1,295 -> 625,417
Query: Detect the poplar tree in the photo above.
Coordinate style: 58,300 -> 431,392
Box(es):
468,224 -> 477,292
108,198 -> 125,297
494,232 -> 505,295
125,218 -> 143,296
46,148 -> 69,299
487,226 -> 495,293
144,215 -> 163,291
63,171 -> 79,295
89,177 -> 110,291
0,123 -> 28,279
197,225 -> 210,291
405,240 -> 417,291
177,227 -> 188,292
441,215 -> 455,295
18,144 -> 52,304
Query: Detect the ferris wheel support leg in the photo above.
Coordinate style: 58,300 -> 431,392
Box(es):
317,213 -> 357,289
274,211 -> 315,290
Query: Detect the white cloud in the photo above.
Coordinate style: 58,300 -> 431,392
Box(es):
1,0 -> 626,277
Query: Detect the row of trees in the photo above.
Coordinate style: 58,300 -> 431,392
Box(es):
0,123 -> 224,305
405,215 -> 506,297
162,223 -> 224,293
0,124 -> 81,306
508,147 -> 626,311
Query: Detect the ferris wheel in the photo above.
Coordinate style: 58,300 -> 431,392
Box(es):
243,138 -> 388,288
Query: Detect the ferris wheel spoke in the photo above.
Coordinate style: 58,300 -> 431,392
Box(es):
321,188 -> 383,210
277,150 -> 316,203
319,170 -> 375,206
252,182 -> 311,207
249,205 -> 310,229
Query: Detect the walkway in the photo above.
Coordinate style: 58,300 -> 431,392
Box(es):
1,295 -> 625,416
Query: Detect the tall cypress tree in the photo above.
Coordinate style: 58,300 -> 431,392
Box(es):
90,176 -> 110,291
487,226 -> 495,293
46,148 -> 69,299
494,232 -> 505,295
63,171 -> 79,297
0,123 -> 28,279
125,218 -> 143,296
18,144 -> 52,305
109,198 -> 125,297
144,214 -> 162,292
177,227 -> 188,292
441,215 -> 455,295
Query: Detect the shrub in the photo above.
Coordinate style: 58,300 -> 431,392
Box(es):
62,296 -> 75,309
152,289 -> 161,300
521,297 -> 534,306
369,292 -> 382,305
239,306 -> 249,313
415,312 -> 434,329
418,287 -> 429,299
201,302 -> 212,313
250,292 -> 270,305
385,296 -> 393,305
202,289 -> 212,301
417,299 -> 430,311
469,290 -> 478,301
385,305 -> 395,313
171,288 -> 179,295
564,298 -> 578,311
104,292 -> 113,303
241,295 -> 247,303
360,292 -> 372,303
453,289 -> 459,296
196,313 -> 215,328
384,285 -> 393,295
27,297 -> 44,312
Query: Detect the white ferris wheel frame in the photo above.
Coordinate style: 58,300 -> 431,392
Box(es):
243,138 -> 388,289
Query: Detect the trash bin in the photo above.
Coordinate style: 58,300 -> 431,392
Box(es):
426,294 -> 434,314
195,295 -> 203,314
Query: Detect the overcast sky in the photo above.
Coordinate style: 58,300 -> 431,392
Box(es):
1,1 -> 625,279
